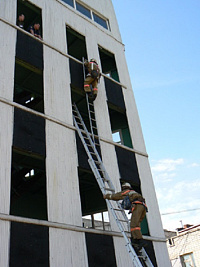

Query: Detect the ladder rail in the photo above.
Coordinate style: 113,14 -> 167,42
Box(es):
73,104 -> 115,191
82,57 -> 100,146
86,94 -> 96,142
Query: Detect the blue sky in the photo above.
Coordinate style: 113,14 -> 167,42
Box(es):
112,0 -> 200,230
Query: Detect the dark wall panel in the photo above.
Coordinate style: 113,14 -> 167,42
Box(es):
69,59 -> 84,90
76,133 -> 90,170
85,233 -> 117,267
76,133 -> 101,170
16,30 -> 43,70
104,77 -> 125,110
115,146 -> 140,186
10,222 -> 49,267
13,108 -> 46,156
144,240 -> 157,266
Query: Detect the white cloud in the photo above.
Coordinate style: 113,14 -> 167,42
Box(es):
151,158 -> 184,173
154,172 -> 176,183
187,162 -> 200,168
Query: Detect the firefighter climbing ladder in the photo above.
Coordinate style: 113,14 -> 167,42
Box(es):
72,102 -> 154,267
82,57 -> 100,148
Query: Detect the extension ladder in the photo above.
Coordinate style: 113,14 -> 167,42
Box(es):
72,102 -> 154,267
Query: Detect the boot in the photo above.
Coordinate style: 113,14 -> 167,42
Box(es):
131,238 -> 140,251
137,239 -> 147,251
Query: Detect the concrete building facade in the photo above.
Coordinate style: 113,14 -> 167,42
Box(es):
167,225 -> 200,267
0,0 -> 170,266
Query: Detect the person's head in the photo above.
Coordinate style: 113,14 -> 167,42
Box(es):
90,58 -> 97,64
18,14 -> 25,22
34,23 -> 40,30
121,182 -> 132,190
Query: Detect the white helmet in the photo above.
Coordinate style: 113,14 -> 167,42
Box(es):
121,182 -> 131,189
90,58 -> 97,64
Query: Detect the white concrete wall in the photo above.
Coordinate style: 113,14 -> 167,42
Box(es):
0,2 -> 16,265
0,22 -> 16,101
0,0 -> 16,23
0,220 -> 10,267
39,1 -> 89,265
49,228 -> 88,267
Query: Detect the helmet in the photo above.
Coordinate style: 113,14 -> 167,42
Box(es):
121,182 -> 131,189
90,58 -> 97,64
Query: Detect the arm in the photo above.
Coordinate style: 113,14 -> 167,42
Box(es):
84,59 -> 89,67
29,28 -> 34,36
104,191 -> 124,201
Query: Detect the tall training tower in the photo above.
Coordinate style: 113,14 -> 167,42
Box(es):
0,0 -> 170,266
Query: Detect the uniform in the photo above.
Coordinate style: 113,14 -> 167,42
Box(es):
104,183 -> 147,250
84,59 -> 101,99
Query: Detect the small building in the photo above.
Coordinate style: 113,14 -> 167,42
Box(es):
166,224 -> 200,266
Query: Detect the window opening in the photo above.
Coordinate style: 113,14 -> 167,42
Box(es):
76,1 -> 91,19
82,212 -> 110,230
10,149 -> 47,220
14,60 -> 44,113
17,0 -> 42,37
66,26 -> 87,61
98,47 -> 119,82
61,0 -> 74,8
71,90 -> 91,130
108,106 -> 133,148
93,13 -> 108,30
181,253 -> 195,267
78,168 -> 107,229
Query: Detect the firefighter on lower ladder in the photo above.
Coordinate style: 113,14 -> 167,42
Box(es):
84,58 -> 101,101
104,182 -> 148,252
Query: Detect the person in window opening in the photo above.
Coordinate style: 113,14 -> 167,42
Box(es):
103,182 -> 148,252
17,14 -> 25,29
84,58 -> 101,101
28,23 -> 42,40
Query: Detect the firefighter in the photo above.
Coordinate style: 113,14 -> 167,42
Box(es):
84,58 -> 101,100
103,182 -> 147,251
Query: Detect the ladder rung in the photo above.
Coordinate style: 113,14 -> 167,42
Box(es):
118,219 -> 129,223
114,208 -> 124,212
73,114 -> 80,118
94,143 -> 100,146
104,187 -> 115,192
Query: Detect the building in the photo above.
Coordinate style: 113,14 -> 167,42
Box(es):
0,0 -> 171,266
166,224 -> 200,266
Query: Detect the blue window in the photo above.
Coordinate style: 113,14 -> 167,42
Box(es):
62,0 -> 74,7
93,13 -> 108,29
76,2 -> 91,19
